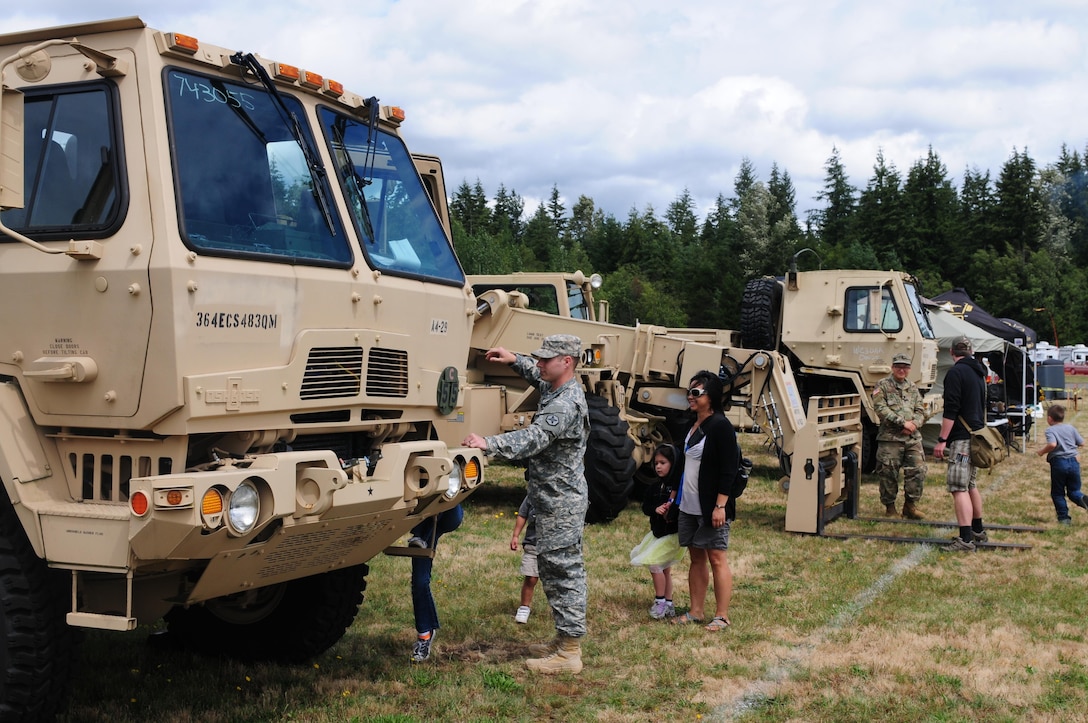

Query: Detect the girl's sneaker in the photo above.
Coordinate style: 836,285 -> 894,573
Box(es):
514,606 -> 531,624
649,599 -> 671,619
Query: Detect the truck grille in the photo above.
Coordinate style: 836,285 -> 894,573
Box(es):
366,348 -> 408,397
300,347 -> 364,400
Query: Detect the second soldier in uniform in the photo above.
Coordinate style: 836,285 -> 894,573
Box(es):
872,352 -> 927,519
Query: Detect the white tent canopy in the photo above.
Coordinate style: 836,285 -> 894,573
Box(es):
928,306 -> 1006,398
921,304 -> 1030,448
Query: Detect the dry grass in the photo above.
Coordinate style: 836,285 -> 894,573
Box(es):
66,401 -> 1088,722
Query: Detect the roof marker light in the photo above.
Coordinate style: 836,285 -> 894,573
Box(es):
300,70 -> 323,89
273,63 -> 300,82
166,33 -> 199,54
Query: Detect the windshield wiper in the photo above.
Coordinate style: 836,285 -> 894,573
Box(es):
331,115 -> 375,243
229,52 -> 336,236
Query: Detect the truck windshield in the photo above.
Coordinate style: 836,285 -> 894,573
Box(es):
904,282 -> 936,339
165,69 -> 350,265
318,107 -> 464,285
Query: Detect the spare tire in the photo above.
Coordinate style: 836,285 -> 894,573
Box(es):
740,277 -> 782,351
584,394 -> 637,523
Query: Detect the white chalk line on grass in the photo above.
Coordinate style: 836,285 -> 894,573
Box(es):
711,463 -> 1019,722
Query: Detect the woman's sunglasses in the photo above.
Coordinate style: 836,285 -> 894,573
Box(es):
686,388 -> 708,398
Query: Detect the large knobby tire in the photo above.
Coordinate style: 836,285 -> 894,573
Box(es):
739,277 -> 782,351
584,394 -> 637,524
861,420 -> 879,474
164,563 -> 368,663
0,488 -> 76,722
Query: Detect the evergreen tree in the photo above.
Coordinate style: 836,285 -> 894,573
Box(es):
900,147 -> 958,273
853,149 -> 904,269
993,148 -> 1044,260
811,146 -> 857,255
449,179 -> 490,236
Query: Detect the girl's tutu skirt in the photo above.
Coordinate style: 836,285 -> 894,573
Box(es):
629,530 -> 684,568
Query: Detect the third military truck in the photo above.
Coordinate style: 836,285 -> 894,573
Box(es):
449,265 -> 939,523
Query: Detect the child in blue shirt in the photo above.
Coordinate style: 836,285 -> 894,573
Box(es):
1036,404 -> 1086,523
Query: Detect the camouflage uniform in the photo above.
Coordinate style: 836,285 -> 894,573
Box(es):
872,373 -> 927,506
484,353 -> 590,638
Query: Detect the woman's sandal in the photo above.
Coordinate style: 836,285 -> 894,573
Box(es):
671,612 -> 704,625
705,616 -> 731,632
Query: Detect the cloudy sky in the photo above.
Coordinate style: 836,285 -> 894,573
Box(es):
4,1 -> 1087,223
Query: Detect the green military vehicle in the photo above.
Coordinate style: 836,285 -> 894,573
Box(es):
0,17 -> 483,720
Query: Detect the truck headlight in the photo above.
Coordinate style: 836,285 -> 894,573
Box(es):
445,460 -> 462,499
227,480 -> 260,534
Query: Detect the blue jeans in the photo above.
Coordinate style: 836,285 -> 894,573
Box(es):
410,505 -> 464,634
1050,457 -> 1085,521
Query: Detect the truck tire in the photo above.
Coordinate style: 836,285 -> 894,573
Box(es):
164,563 -> 367,663
739,277 -> 782,351
0,489 -> 75,722
584,394 -> 637,523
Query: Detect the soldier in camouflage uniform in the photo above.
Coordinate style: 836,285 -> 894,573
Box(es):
872,353 -> 927,519
462,334 -> 590,674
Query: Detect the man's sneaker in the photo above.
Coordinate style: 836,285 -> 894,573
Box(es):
972,530 -> 988,544
514,606 -> 531,624
649,599 -> 670,619
407,536 -> 427,549
411,632 -> 433,662
1059,517 -> 1072,525
947,537 -> 976,552
1074,496 -> 1088,512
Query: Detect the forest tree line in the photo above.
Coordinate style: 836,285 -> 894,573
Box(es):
450,144 -> 1088,345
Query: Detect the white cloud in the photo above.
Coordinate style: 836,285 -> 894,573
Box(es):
4,1 -> 1088,221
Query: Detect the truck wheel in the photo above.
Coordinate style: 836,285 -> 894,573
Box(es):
0,489 -> 75,722
861,421 -> 878,474
584,394 -> 637,524
164,563 -> 367,663
739,277 -> 782,351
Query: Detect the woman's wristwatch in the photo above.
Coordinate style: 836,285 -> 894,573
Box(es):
936,436 -> 947,443
714,504 -> 727,510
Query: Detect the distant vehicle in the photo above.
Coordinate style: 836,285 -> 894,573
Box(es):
1064,362 -> 1088,375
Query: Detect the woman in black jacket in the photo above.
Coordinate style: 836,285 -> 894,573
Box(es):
671,370 -> 740,631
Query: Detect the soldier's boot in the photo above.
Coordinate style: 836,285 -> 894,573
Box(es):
884,503 -> 897,517
526,634 -> 582,674
527,636 -> 560,657
902,500 -> 924,520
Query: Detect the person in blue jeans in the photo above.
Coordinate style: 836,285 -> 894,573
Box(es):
1036,404 -> 1086,524
407,504 -> 464,661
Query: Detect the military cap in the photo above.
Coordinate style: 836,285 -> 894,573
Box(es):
892,353 -> 912,366
950,336 -> 973,355
532,334 -> 582,359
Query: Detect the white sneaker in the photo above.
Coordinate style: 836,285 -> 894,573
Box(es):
514,606 -> 531,624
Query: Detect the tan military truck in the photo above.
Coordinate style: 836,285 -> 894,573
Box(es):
739,265 -> 940,469
456,267 -> 936,521
0,17 -> 484,719
440,271 -> 812,521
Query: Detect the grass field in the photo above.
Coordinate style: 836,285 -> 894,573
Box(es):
65,399 -> 1088,722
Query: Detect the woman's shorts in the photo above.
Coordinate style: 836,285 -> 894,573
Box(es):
678,510 -> 730,551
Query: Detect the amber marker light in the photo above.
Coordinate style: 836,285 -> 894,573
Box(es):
166,490 -> 184,506
300,70 -> 323,89
167,33 -> 199,54
273,63 -> 300,82
130,491 -> 149,517
323,79 -> 344,97
202,489 -> 224,516
389,106 -> 406,122
463,457 -> 481,486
